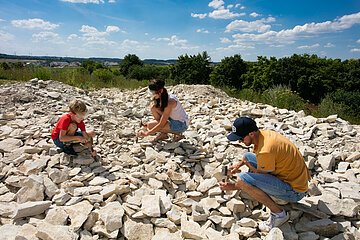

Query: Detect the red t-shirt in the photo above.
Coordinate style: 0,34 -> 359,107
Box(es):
51,113 -> 86,140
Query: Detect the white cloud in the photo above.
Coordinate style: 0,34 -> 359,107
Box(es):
106,25 -> 120,33
60,0 -> 105,3
80,25 -> 107,37
193,1 -> 244,20
297,43 -> 320,49
79,25 -> 118,46
235,4 -> 241,8
168,35 -> 188,47
0,30 -> 14,41
232,12 -> 360,44
209,9 -> 244,19
350,48 -> 360,52
270,44 -> 285,48
226,17 -> 275,33
220,37 -> 231,43
154,35 -> 198,49
196,28 -> 209,33
108,0 -> 116,3
67,34 -> 79,40
324,42 -> 335,48
32,31 -> 62,43
209,0 -> 224,9
191,13 -> 207,19
121,39 -> 139,46
0,19 -> 5,22
11,18 -> 59,30
250,12 -> 260,18
216,44 -> 255,51
357,39 -> 360,44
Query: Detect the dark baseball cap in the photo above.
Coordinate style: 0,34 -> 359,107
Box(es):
227,117 -> 258,141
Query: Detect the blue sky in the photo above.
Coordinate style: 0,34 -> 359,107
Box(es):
0,0 -> 359,61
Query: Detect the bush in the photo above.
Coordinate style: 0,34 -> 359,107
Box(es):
93,69 -> 113,83
238,88 -> 262,103
34,67 -> 51,80
315,92 -> 360,124
261,85 -> 306,111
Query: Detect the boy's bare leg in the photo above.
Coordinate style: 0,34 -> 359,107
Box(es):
84,130 -> 96,157
173,133 -> 185,142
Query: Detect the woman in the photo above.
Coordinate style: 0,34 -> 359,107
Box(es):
137,79 -> 189,142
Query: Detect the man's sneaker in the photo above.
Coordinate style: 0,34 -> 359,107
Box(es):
259,211 -> 289,232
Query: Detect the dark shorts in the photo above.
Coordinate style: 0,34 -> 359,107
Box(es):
53,131 -> 82,149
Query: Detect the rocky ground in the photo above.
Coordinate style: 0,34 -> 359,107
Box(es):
0,79 -> 359,240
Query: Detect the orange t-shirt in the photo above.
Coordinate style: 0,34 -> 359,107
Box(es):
254,130 -> 310,192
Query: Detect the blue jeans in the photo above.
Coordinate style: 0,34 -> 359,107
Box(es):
168,118 -> 188,133
238,152 -> 305,202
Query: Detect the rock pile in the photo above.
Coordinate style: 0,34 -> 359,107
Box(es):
0,79 -> 359,240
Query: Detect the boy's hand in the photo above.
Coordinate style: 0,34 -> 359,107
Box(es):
75,136 -> 86,143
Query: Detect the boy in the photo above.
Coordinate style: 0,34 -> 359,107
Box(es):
51,99 -> 96,157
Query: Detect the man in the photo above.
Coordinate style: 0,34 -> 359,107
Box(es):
219,117 -> 310,231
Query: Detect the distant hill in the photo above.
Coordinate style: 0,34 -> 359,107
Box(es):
0,53 -> 177,65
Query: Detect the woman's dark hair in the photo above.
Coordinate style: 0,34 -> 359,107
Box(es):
149,79 -> 168,112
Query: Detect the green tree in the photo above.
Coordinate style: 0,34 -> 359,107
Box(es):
81,60 -> 104,74
127,65 -> 170,81
120,54 -> 143,77
210,54 -> 247,88
170,51 -> 212,84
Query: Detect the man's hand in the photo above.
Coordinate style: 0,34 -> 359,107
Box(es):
228,162 -> 242,174
219,181 -> 236,191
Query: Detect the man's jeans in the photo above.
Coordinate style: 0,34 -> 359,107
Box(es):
238,152 -> 305,202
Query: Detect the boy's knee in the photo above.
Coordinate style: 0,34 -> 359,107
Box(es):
88,130 -> 96,138
68,122 -> 77,132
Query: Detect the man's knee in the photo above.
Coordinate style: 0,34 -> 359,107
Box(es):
235,175 -> 253,192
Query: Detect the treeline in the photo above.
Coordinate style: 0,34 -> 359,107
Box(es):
0,52 -> 359,123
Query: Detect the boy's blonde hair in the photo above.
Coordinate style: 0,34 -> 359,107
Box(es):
69,99 -> 87,114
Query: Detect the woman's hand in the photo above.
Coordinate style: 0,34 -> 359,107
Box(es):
137,130 -> 148,137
